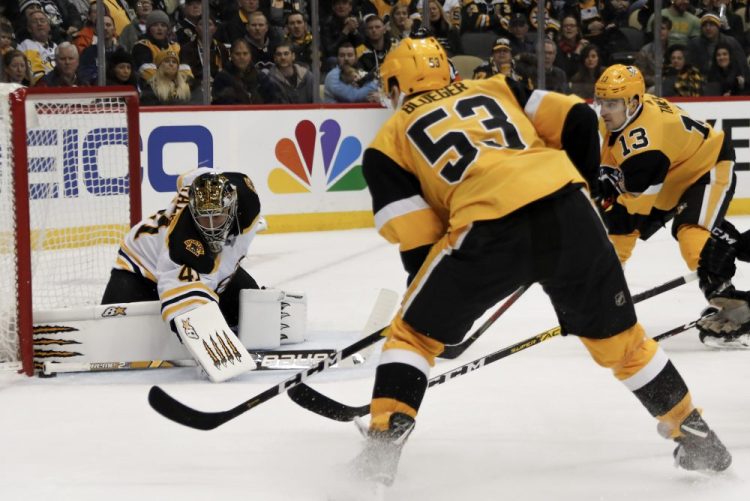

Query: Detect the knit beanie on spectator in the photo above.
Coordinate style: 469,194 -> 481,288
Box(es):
109,47 -> 134,68
154,49 -> 179,67
146,10 -> 171,29
19,0 -> 42,13
700,13 -> 721,27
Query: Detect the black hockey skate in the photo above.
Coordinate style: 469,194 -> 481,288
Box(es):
672,410 -> 732,473
351,412 -> 415,487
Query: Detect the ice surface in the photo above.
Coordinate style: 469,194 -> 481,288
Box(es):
1,219 -> 749,501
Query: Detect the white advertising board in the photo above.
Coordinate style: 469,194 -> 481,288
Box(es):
138,106 -> 391,231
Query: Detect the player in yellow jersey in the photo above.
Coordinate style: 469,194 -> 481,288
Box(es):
594,64 -> 750,349
353,35 -> 731,488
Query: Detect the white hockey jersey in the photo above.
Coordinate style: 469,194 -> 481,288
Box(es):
114,168 -> 263,324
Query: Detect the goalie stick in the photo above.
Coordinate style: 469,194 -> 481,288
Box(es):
287,272 -> 699,422
147,289 -> 398,430
40,348 -> 360,375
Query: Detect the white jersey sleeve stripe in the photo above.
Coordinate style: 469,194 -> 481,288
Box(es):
374,195 -> 431,231
524,90 -> 548,122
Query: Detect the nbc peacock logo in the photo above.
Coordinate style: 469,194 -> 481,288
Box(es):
268,119 -> 368,194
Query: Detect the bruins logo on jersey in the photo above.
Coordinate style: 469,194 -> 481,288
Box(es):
184,239 -> 205,257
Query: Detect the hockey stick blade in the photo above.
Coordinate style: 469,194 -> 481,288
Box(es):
440,285 -> 528,359
148,328 -> 386,430
287,273 -> 699,422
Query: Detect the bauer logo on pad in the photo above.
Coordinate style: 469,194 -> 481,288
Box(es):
101,306 -> 127,317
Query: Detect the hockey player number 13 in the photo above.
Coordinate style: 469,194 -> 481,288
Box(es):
407,94 -> 525,183
617,127 -> 649,157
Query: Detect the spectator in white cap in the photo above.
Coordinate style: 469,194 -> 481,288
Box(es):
35,0 -> 82,38
16,0 -> 72,44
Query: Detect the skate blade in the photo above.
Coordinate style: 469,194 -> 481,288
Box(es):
701,333 -> 750,350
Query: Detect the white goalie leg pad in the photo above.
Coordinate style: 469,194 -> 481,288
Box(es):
280,291 -> 307,345
239,288 -> 284,349
174,302 -> 257,383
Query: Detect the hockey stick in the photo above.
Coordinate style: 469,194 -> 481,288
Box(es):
439,285 -> 528,359
287,272 -> 698,422
147,288 -> 398,430
287,313 -> 710,422
148,328 -> 386,430
40,349 -> 354,375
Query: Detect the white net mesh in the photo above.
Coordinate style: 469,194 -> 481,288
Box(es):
0,87 -> 136,370
0,84 -> 21,366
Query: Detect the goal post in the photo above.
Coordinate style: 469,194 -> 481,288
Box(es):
0,85 -> 141,376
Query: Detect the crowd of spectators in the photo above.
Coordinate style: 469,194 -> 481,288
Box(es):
2,0 -> 750,105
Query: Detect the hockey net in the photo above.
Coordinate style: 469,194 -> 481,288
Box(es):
0,85 -> 141,376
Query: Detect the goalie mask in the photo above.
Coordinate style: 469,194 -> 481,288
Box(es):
188,173 -> 238,253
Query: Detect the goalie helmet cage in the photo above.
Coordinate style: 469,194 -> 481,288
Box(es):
0,85 -> 141,376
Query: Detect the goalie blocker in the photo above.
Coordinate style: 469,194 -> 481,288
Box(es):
33,288 -> 307,379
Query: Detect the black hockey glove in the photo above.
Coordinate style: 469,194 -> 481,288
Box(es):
720,220 -> 750,262
697,232 -> 737,300
598,165 -> 625,200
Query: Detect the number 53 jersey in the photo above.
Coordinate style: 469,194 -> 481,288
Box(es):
364,75 -> 587,252
599,94 -> 730,218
